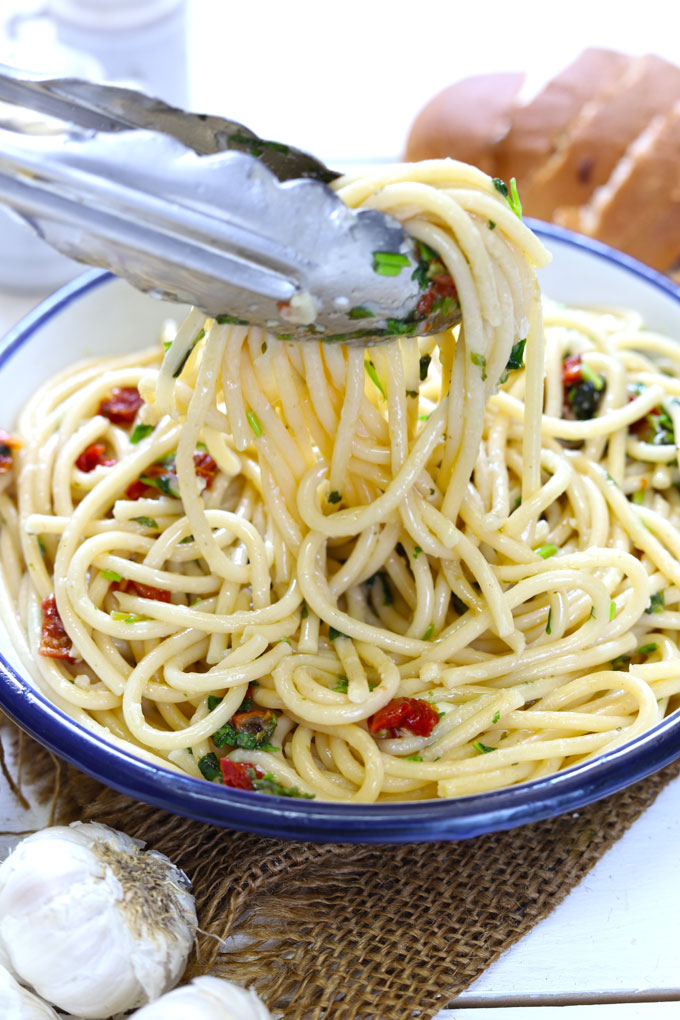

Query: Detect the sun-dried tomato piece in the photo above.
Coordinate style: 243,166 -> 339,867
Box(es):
368,697 -> 440,738
112,579 -> 171,602
98,387 -> 143,424
39,594 -> 76,662
124,480 -> 152,500
219,758 -> 264,790
416,276 -> 458,321
561,354 -> 583,387
75,443 -> 116,473
193,451 -> 218,488
0,429 -> 22,474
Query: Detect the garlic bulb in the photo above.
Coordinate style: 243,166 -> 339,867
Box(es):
130,975 -> 273,1019
0,822 -> 197,1019
0,964 -> 59,1019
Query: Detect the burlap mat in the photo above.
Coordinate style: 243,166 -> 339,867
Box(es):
2,721 -> 679,1020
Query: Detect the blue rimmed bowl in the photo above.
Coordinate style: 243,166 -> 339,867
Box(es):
1,221 -> 680,843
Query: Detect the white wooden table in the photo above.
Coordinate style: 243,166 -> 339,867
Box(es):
2,2 -> 680,1014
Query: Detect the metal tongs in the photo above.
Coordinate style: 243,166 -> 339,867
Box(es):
0,67 -> 462,343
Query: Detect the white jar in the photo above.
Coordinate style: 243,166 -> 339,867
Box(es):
49,0 -> 189,106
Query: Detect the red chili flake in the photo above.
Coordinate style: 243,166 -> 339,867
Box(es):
98,387 -> 143,424
0,429 -> 22,474
562,354 -> 583,387
219,758 -> 264,790
416,277 -> 458,320
39,594 -> 76,662
112,579 -> 171,602
75,443 -> 116,473
368,697 -> 440,738
193,451 -> 218,488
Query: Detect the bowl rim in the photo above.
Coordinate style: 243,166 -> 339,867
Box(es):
2,221 -> 680,844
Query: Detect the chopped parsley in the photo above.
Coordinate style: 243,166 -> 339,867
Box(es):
349,305 -> 374,319
422,623 -> 435,641
328,490 -> 342,504
430,295 -> 457,318
301,601 -> 309,620
411,240 -> 446,290
197,752 -> 222,781
386,318 -> 418,336
215,314 -> 248,325
634,407 -> 675,446
508,177 -> 522,218
406,389 -> 419,398
492,177 -> 522,218
110,610 -> 147,624
139,473 -> 180,498
406,754 -> 423,762
102,569 -> 123,582
611,654 -> 632,671
172,328 -> 205,378
373,250 -> 410,276
609,601 -> 617,621
333,676 -> 349,693
413,546 -> 422,559
472,740 -> 496,754
246,409 -> 263,438
328,626 -> 347,641
252,774 -> 314,798
451,593 -> 468,616
546,607 -> 552,635
645,591 -> 665,614
419,353 -> 432,381
212,708 -> 277,751
488,220 -> 496,230
131,516 -> 158,529
365,359 -> 386,398
499,338 -> 527,384
631,489 -> 646,505
130,424 -> 154,444
637,642 -> 658,656
536,544 -> 558,559
470,352 -> 487,380
580,362 -> 605,391
492,711 -> 501,725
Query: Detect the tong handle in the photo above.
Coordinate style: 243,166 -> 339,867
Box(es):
0,64 -> 337,183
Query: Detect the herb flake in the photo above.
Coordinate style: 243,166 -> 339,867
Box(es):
130,424 -> 154,444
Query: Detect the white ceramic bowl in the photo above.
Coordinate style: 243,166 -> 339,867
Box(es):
1,221 -> 680,842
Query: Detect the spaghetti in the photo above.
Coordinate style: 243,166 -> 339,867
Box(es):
1,160 -> 678,803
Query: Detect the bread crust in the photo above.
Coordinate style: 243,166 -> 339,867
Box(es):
404,49 -> 680,274
557,102 -> 680,270
405,72 -> 524,173
523,54 -> 680,220
494,48 -> 629,191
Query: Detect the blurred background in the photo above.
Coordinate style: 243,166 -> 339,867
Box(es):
0,0 -> 678,296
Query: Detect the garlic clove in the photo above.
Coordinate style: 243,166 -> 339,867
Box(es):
0,963 -> 60,1019
0,822 -> 197,1019
129,975 -> 273,1020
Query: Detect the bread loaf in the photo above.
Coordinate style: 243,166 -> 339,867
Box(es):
404,72 -> 525,173
405,49 -> 680,275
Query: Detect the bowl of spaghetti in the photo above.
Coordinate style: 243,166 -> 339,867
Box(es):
2,161 -> 680,842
